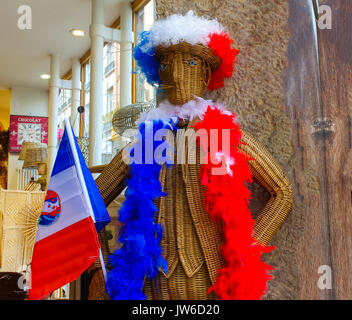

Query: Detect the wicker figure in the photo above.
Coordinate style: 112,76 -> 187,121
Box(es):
94,11 -> 292,300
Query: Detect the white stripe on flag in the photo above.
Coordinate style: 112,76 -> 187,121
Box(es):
64,118 -> 107,280
35,165 -> 91,242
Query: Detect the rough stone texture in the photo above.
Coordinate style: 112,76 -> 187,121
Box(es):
156,0 -> 299,299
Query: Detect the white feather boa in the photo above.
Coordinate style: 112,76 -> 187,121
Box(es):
136,97 -> 233,125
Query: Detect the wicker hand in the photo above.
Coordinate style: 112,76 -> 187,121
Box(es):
239,130 -> 293,245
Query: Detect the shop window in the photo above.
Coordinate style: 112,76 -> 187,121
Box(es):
81,41 -> 121,165
134,0 -> 156,103
82,60 -> 91,137
58,88 -> 72,130
104,43 -> 116,76
101,41 -> 120,164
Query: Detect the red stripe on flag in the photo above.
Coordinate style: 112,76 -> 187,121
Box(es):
29,217 -> 100,300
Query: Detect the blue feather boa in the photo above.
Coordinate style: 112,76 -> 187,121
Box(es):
106,118 -> 177,300
133,31 -> 161,87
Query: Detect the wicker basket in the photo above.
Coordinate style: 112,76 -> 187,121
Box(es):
23,143 -> 47,169
36,162 -> 47,175
112,101 -> 156,135
77,137 -> 89,164
0,190 -> 46,272
36,176 -> 47,191
18,142 -> 38,160
23,181 -> 41,191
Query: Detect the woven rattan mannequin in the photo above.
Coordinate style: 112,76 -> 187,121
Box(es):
91,41 -> 292,300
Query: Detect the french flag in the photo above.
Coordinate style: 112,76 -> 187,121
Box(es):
29,119 -> 110,300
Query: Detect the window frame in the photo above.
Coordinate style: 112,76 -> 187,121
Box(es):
132,0 -> 156,104
58,0 -> 150,163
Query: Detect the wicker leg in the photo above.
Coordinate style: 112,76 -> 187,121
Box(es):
143,262 -> 218,300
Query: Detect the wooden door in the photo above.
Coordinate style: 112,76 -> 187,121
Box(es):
286,0 -> 352,299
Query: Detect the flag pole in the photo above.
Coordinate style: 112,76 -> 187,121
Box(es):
64,118 -> 107,282
99,250 -> 107,280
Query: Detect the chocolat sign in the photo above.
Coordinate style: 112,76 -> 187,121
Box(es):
9,115 -> 48,153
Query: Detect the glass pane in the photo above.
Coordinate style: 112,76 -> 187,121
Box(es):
102,41 -> 120,164
135,0 -> 156,104
82,45 -> 121,165
58,88 -> 72,131
83,61 -> 90,137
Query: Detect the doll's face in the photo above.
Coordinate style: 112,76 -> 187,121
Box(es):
158,52 -> 208,105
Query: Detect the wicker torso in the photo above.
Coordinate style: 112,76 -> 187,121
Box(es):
143,123 -> 221,300
93,116 -> 293,300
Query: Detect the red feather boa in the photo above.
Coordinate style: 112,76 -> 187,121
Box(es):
193,106 -> 274,300
208,32 -> 240,90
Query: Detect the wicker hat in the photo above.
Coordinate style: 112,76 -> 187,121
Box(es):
155,42 -> 221,72
133,11 -> 239,91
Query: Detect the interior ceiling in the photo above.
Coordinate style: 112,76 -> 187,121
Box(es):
0,0 -> 124,90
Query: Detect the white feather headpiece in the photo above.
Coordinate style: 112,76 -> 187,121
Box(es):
140,11 -> 225,53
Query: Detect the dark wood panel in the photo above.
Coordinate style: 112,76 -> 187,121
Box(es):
317,0 -> 352,299
285,0 -> 332,299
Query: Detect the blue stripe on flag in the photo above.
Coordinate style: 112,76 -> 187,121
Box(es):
70,127 -> 111,232
51,125 -> 111,232
51,130 -> 75,176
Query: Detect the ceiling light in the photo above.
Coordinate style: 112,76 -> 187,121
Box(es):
40,74 -> 50,79
71,29 -> 85,37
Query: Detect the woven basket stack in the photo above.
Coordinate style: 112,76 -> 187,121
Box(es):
22,143 -> 47,170
18,142 -> 38,161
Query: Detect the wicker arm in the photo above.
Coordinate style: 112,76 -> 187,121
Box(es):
239,131 -> 293,245
87,148 -> 130,300
95,148 -> 130,207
